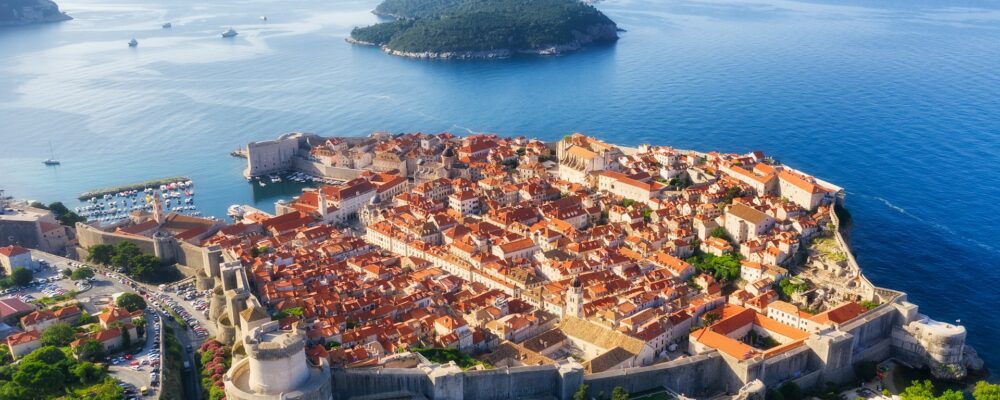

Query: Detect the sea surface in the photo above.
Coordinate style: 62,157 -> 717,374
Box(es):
1,0 -> 999,371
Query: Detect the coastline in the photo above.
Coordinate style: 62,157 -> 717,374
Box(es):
0,13 -> 71,26
347,23 -> 619,60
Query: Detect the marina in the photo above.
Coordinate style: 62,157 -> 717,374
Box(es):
75,179 -> 202,225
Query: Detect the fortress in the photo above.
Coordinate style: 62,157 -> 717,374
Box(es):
207,133 -> 983,400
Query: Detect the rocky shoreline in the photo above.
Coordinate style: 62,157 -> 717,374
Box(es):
347,23 -> 619,60
0,0 -> 71,26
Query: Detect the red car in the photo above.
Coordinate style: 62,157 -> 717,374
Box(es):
124,354 -> 132,360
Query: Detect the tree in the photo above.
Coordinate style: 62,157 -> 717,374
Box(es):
87,244 -> 115,265
75,339 -> 104,362
12,362 -> 65,396
116,292 -> 147,312
62,268 -> 72,277
573,384 -> 589,400
901,380 -> 963,400
111,241 -> 142,269
611,386 -> 630,400
121,326 -> 132,349
41,322 -> 76,347
71,361 -> 103,384
702,312 -> 721,327
47,202 -> 86,226
134,316 -> 146,338
10,267 -> 32,287
129,254 -> 161,280
71,266 -> 95,280
975,381 -> 1000,400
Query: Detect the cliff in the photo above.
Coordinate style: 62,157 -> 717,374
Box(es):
349,0 -> 619,59
0,0 -> 71,26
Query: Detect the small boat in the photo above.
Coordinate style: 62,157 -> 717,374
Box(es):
260,16 -> 268,21
162,22 -> 172,29
259,181 -> 266,187
43,140 -> 60,165
221,28 -> 238,38
128,38 -> 138,47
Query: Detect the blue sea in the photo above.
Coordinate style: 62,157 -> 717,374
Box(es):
1,0 -> 998,371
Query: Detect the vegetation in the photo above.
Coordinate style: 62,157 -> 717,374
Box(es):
0,345 -> 120,399
860,300 -> 879,310
70,266 -> 94,280
2,267 -> 33,288
351,0 -> 618,54
722,186 -> 743,204
29,201 -> 86,226
573,383 -> 588,400
160,325 -> 187,400
115,292 -> 147,312
611,386 -> 630,400
778,278 -> 810,299
414,348 -> 487,369
710,226 -> 732,242
73,338 -> 104,362
87,242 -> 166,281
40,322 -> 77,347
198,339 -> 233,400
686,253 -> 742,282
974,381 -> 1000,400
900,380 -> 963,400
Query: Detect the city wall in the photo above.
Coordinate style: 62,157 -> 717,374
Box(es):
291,157 -> 364,182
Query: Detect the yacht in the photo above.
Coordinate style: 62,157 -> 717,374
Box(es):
221,28 -> 238,38
42,141 -> 60,165
162,22 -> 172,29
128,38 -> 138,47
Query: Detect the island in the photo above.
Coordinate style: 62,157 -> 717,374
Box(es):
347,0 -> 619,59
0,0 -> 71,26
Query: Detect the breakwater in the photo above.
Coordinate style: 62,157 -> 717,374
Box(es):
78,176 -> 190,200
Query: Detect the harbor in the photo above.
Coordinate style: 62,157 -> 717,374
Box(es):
75,179 -> 203,225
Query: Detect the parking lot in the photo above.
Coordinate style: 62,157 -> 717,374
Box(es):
15,251 -> 164,398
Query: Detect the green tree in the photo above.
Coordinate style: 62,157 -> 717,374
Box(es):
111,241 -> 142,269
116,292 -> 147,312
611,386 -> 630,400
209,385 -> 227,400
121,326 -> 131,349
129,254 -> 162,280
62,268 -> 72,277
40,322 -> 76,347
710,226 -> 732,241
71,266 -> 95,280
901,380 -> 964,400
975,381 -> 1000,400
87,244 -> 115,265
12,362 -> 65,396
47,202 -> 86,226
574,383 -> 589,400
75,338 -> 104,361
10,266 -> 32,287
71,361 -> 103,384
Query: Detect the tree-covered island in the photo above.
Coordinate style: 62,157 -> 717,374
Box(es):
348,0 -> 620,59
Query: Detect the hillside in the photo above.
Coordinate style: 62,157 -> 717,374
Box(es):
0,0 -> 71,26
349,0 -> 619,59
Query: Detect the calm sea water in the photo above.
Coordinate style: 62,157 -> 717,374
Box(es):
1,0 -> 999,370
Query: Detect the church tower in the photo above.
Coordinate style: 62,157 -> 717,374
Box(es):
565,276 -> 584,319
149,192 -> 165,224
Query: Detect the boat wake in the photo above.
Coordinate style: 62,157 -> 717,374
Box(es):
860,193 -> 1000,255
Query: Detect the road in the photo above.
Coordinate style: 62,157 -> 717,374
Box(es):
27,250 -> 210,399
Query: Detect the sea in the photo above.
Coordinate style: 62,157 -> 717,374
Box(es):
1,0 -> 998,372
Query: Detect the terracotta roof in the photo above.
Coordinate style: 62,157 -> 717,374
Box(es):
0,245 -> 30,257
728,204 -> 771,225
6,330 -> 40,346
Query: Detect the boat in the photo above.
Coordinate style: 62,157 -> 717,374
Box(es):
260,16 -> 268,21
221,28 -> 238,38
162,22 -> 172,29
259,181 -> 266,187
42,140 -> 60,165
128,38 -> 138,47
227,205 -> 245,218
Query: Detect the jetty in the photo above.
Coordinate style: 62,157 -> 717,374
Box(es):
78,176 -> 191,201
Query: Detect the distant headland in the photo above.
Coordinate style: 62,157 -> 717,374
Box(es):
0,0 -> 71,26
347,0 -> 619,59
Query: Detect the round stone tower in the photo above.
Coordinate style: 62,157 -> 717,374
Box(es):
224,321 -> 332,400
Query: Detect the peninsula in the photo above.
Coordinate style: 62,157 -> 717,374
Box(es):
180,131 -> 983,400
348,0 -> 619,59
0,0 -> 71,26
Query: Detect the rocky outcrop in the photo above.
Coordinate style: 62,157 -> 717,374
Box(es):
0,0 -> 71,26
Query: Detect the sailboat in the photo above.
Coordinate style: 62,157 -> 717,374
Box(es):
43,141 -> 60,166
128,38 -> 138,47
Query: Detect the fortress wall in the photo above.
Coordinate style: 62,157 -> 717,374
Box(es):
291,157 -> 363,181
584,352 -> 732,398
760,346 -> 813,387
462,366 -> 560,400
76,223 -> 156,254
333,368 -> 434,400
840,303 -> 899,356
